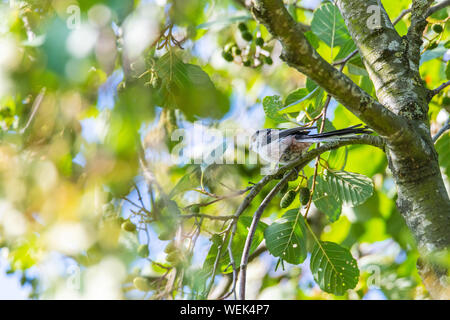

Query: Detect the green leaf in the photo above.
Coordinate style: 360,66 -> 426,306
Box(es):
335,39 -> 357,61
348,63 -> 369,76
436,132 -> 450,177
309,175 -> 342,222
168,166 -> 201,198
311,2 -> 351,48
310,241 -> 359,295
262,95 -> 288,123
282,87 -> 321,113
284,88 -> 310,107
155,52 -> 229,120
304,31 -> 320,49
325,170 -> 374,207
420,44 -> 447,65
264,209 -> 308,264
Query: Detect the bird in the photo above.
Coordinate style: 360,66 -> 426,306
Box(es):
250,124 -> 372,164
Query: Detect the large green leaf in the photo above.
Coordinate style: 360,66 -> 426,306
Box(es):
264,209 -> 308,265
281,87 -> 320,113
324,170 -> 374,207
311,2 -> 351,48
436,132 -> 450,177
309,175 -> 342,222
310,241 -> 359,295
335,39 -> 357,61
155,52 -> 229,120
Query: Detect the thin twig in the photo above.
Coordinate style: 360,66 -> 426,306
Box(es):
428,80 -> 450,101
433,119 -> 450,143
393,8 -> 412,25
205,232 -> 228,298
305,95 -> 332,219
20,87 -> 46,134
333,49 -> 358,66
427,0 -> 450,18
184,187 -> 252,210
237,169 -> 297,300
215,245 -> 268,300
180,213 -> 237,221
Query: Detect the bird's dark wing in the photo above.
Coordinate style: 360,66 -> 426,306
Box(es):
278,126 -> 316,139
294,124 -> 372,140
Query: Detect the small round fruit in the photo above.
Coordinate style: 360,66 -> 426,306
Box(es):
280,190 -> 297,208
238,22 -> 247,32
243,59 -> 252,67
264,56 -> 273,65
241,31 -> 253,41
280,183 -> 289,195
222,51 -> 234,62
255,37 -> 264,46
121,221 -> 136,232
164,241 -> 177,254
158,228 -> 175,241
232,46 -> 242,56
137,244 -> 149,257
432,24 -> 443,33
166,251 -> 182,265
299,187 -> 311,206
133,277 -> 151,291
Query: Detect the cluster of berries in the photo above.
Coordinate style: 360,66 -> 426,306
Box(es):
222,22 -> 273,68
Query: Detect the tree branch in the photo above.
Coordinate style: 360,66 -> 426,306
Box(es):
427,0 -> 450,17
248,0 -> 406,138
428,80 -> 450,101
433,119 -> 450,143
393,8 -> 412,25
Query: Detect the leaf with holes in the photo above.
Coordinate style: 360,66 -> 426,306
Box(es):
324,170 -> 374,207
310,241 -> 359,295
309,175 -> 342,222
311,2 -> 351,48
264,209 -> 308,264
